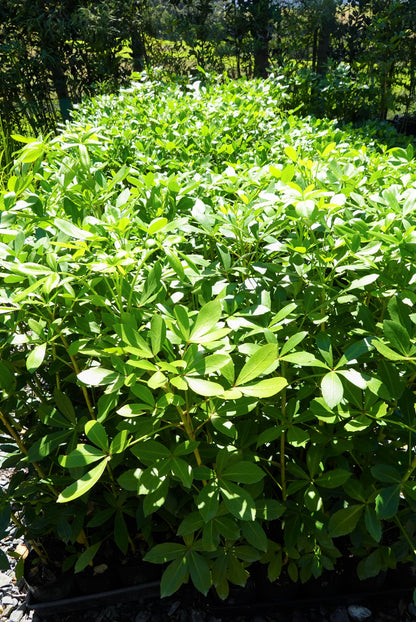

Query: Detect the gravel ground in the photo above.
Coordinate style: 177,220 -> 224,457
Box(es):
2,464 -> 416,622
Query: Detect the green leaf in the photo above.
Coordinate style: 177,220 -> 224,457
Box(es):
365,506 -> 382,543
171,457 -> 193,488
241,521 -> 268,552
27,430 -> 71,462
214,516 -> 240,540
77,367 -> 120,386
236,344 -> 277,386
220,481 -> 256,521
328,505 -> 364,537
144,542 -> 187,563
188,551 -> 211,596
197,482 -> 220,522
239,377 -> 287,398
221,462 -> 265,484
74,542 -> 101,574
383,320 -> 410,356
160,557 -> 188,598
57,457 -> 109,503
85,420 -> 109,452
370,465 -> 402,483
150,314 -> 166,355
117,468 -> 142,491
185,376 -> 224,397
114,511 -> 129,555
189,300 -> 222,342
174,306 -> 190,340
54,218 -> 93,240
148,217 -> 168,235
316,469 -> 351,489
130,440 -> 170,463
110,430 -> 129,455
372,340 -> 406,361
347,274 -> 379,291
321,372 -> 343,409
285,145 -> 297,162
375,485 -> 400,520
177,512 -> 204,536
26,343 -> 46,373
59,444 -> 106,468
53,389 -> 76,423
280,332 -> 308,356
287,426 -> 309,447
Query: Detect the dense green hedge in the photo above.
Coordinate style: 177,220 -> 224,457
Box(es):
1,74 -> 416,597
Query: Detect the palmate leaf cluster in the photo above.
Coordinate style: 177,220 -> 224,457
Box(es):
0,72 -> 416,597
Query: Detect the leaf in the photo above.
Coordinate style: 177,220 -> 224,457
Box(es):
383,320 -> 410,356
280,332 -> 307,356
197,482 -> 220,522
85,420 -> 109,452
280,352 -> 327,367
26,343 -> 46,373
241,521 -> 268,552
144,542 -> 187,564
189,300 -> 222,341
347,274 -> 379,291
27,430 -> 72,462
365,506 -> 382,543
188,551 -> 211,596
130,440 -> 170,463
316,469 -> 351,489
160,557 -> 188,598
77,367 -> 120,386
285,145 -> 297,162
54,218 -> 93,240
185,377 -> 224,397
59,444 -> 106,468
321,372 -> 343,409
74,542 -> 101,574
110,430 -> 129,455
148,217 -> 168,235
150,314 -> 166,355
239,377 -> 287,398
372,340 -> 406,361
57,458 -> 109,503
220,481 -> 256,521
328,505 -> 364,537
221,462 -> 265,484
114,511 -> 129,555
171,457 -> 193,488
370,465 -> 402,483
236,344 -> 277,386
177,512 -> 204,536
375,485 -> 400,520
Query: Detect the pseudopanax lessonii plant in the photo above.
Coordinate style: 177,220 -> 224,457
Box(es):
1,71 -> 416,598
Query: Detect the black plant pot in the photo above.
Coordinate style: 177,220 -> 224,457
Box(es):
24,549 -> 75,603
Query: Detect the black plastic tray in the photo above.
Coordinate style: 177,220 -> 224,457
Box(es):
26,580 -> 161,617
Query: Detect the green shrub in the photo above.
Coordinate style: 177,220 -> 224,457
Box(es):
1,72 -> 416,598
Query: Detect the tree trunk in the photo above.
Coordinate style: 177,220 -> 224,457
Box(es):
131,29 -> 147,72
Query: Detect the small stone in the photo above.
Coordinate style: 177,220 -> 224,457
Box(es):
292,611 -> 307,622
251,617 -> 268,622
0,573 -> 12,588
168,601 -> 181,616
10,607 -> 25,622
330,607 -> 350,622
409,603 -> 416,617
135,612 -> 151,622
2,596 -> 17,606
347,605 -> 372,621
191,610 -> 205,622
2,605 -> 14,617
